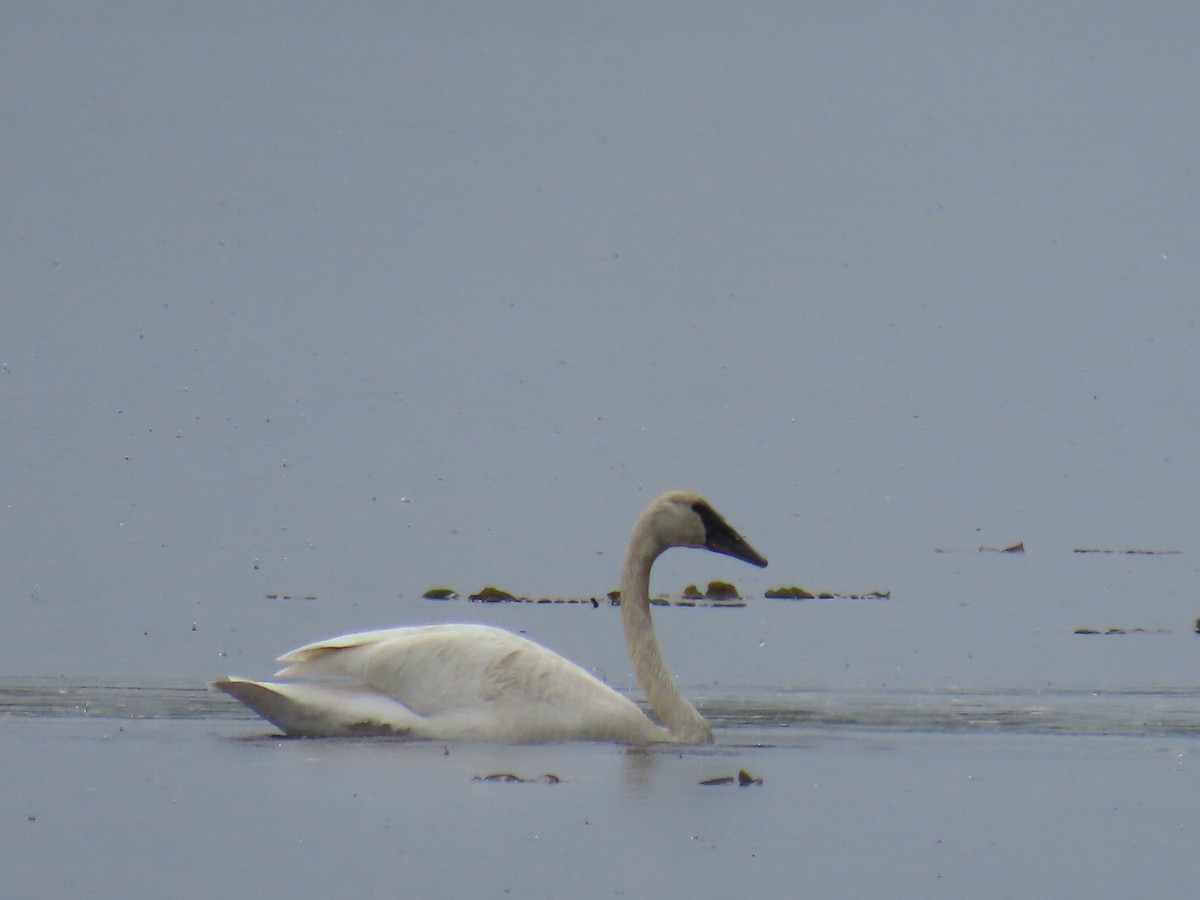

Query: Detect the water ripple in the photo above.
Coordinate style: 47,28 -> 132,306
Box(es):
699,687 -> 1200,739
2,678 -> 1197,739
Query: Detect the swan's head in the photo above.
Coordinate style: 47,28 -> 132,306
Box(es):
643,490 -> 768,568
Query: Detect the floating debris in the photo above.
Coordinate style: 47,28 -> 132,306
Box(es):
676,585 -> 739,600
764,585 -> 814,599
934,543 -> 1025,554
764,586 -> 889,601
1073,548 -> 1181,555
467,586 -> 518,602
628,593 -> 746,607
700,769 -> 763,787
704,580 -> 740,600
1074,627 -> 1173,635
934,544 -> 1181,555
473,773 -> 561,784
265,593 -> 318,601
424,587 -> 749,607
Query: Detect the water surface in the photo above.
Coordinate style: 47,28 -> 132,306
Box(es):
3,3 -> 1198,898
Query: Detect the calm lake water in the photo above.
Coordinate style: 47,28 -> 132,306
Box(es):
4,3 -> 1199,898
3,673 -> 1197,899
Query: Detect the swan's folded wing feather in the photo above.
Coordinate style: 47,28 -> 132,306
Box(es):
273,623 -> 636,721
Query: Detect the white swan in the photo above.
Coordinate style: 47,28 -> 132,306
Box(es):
212,490 -> 766,743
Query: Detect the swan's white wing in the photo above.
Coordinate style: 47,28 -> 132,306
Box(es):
274,624 -> 562,713
223,624 -> 666,742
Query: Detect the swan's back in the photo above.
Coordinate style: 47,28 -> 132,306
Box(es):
276,624 -> 621,716
219,624 -> 665,742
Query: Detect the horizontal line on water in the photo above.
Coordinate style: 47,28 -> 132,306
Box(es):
2,678 -> 1197,739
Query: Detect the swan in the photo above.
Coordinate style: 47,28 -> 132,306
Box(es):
212,490 -> 767,743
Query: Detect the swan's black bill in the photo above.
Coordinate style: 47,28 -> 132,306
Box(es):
693,502 -> 768,568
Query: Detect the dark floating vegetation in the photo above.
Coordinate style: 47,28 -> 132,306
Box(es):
935,544 -> 1182,555
700,769 -> 763,787
764,585 -> 890,601
1074,627 -> 1174,636
703,580 -> 740,600
467,586 -> 517,602
462,585 -> 605,606
680,581 -> 741,602
764,585 -> 814,599
473,773 -> 562,784
420,583 -> 889,606
1073,547 -> 1181,555
934,542 -> 1025,554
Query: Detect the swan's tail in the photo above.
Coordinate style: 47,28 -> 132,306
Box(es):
211,678 -> 419,737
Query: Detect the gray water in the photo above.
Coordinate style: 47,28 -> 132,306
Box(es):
2,675 -> 1197,899
3,3 -> 1198,898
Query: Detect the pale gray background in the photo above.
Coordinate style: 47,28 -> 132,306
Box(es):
4,1 -> 1196,682
2,4 -> 1197,898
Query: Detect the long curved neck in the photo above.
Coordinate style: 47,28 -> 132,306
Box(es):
620,523 -> 713,743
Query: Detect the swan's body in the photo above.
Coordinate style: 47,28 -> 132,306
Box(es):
213,490 -> 767,743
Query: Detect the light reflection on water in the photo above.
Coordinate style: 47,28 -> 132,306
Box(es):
2,678 -> 1196,741
698,687 -> 1200,740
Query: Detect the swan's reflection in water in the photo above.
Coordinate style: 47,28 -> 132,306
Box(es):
697,688 -> 1200,740
620,745 -> 658,788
